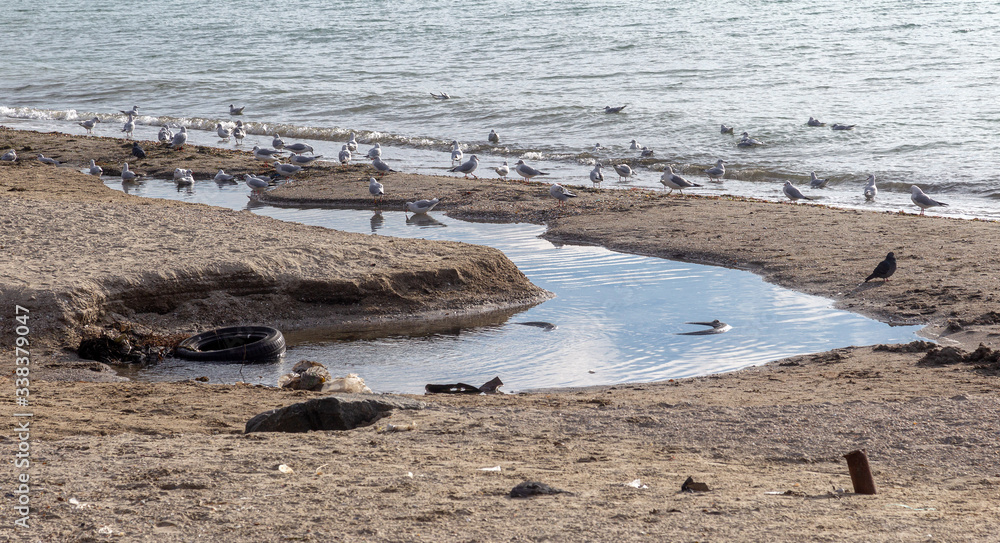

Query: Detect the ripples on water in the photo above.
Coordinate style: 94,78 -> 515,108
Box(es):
3,0 -> 1000,214
108,180 -> 922,393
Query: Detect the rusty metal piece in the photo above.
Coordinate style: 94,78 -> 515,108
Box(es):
844,449 -> 877,495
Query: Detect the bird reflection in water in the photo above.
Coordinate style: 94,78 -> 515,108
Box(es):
405,213 -> 445,228
370,209 -> 384,232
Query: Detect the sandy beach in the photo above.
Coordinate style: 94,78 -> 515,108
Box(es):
2,128 -> 999,542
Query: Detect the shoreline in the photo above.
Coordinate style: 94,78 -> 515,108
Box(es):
3,127 -> 1000,541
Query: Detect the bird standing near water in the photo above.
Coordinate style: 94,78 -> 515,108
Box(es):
339,144 -> 352,166
613,163 -> 634,182
549,183 -> 577,205
809,171 -> 828,188
170,126 -> 188,149
216,123 -> 232,141
495,160 -> 510,181
704,159 -> 725,182
366,143 -> 382,160
514,159 -> 548,181
158,125 -> 173,143
232,121 -> 245,145
406,198 -> 441,214
863,175 -> 877,201
590,162 -> 604,186
88,159 -> 103,176
783,181 -> 812,201
660,166 -> 701,196
910,185 -> 947,215
865,252 -> 896,283
368,177 -> 384,205
450,141 -> 463,166
449,154 -> 479,179
78,117 -> 101,134
371,156 -> 397,175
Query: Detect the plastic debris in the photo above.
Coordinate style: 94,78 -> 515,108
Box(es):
278,464 -> 294,474
626,479 -> 648,489
478,466 -> 502,472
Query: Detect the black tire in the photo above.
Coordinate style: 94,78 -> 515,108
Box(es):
175,326 -> 285,362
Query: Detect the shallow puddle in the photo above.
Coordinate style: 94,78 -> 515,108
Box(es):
108,179 -> 923,393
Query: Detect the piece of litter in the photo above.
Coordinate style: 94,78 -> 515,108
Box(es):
626,479 -> 648,489
478,466 -> 502,472
378,422 -> 417,433
69,498 -> 91,509
406,472 -> 414,478
278,464 -> 294,474
315,464 -> 328,476
97,526 -> 116,535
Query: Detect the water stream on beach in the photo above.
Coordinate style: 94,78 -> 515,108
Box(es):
107,179 -> 922,393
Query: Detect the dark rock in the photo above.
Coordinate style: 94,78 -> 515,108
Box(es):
245,394 -> 425,433
509,481 -> 569,498
873,340 -> 936,354
918,346 -> 966,366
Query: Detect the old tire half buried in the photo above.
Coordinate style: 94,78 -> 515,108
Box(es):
175,326 -> 285,362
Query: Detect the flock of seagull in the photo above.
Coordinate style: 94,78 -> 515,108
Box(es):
0,104 -> 951,217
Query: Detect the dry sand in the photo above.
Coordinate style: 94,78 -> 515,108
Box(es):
2,128 -> 999,542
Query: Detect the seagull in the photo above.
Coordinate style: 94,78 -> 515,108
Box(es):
213,123 -> 231,141
406,198 -> 441,214
347,132 -> 358,152
122,116 -> 135,138
449,154 -> 479,178
660,166 -> 701,196
366,143 -> 382,160
229,104 -> 245,115
832,123 -> 856,130
910,185 -> 947,215
214,169 -> 236,182
549,183 -> 577,204
338,144 -> 351,166
78,117 -> 101,134
0,149 -> 15,162
738,132 -> 763,147
629,139 -> 641,150
640,146 -> 654,157
274,161 -> 302,177
604,105 -> 626,113
783,181 -> 812,201
514,159 -> 549,181
368,177 -> 384,204
283,142 -> 314,155
158,125 -> 173,143
495,160 -> 510,181
170,126 -> 188,149
88,159 -> 103,176
288,154 -> 323,166
704,159 -> 725,181
807,117 -> 826,127
371,156 -> 397,175
430,92 -> 450,100
131,142 -> 146,160
252,146 -> 283,161
173,168 -> 193,180
175,170 -> 194,186
119,105 -> 139,116
450,141 -> 463,165
863,174 -> 877,201
809,171 -> 829,188
36,154 -> 59,165
720,124 -> 734,134
271,133 -> 284,149
232,121 -> 245,144
488,129 -> 500,144
590,162 -> 604,186
613,163 -> 634,182
120,163 -> 141,182
865,252 -> 896,283
592,142 -> 603,153
245,174 -> 270,193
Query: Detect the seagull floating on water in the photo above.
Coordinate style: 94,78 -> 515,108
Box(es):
910,185 -> 947,215
720,124 -> 734,134
738,132 -> 763,147
406,198 -> 441,214
590,162 -> 604,186
214,169 -> 236,183
863,174 -> 877,201
120,163 -> 141,183
613,163 -> 634,182
832,123 -> 855,130
640,147 -> 654,157
660,166 -> 701,196
78,117 -> 101,134
604,105 -> 627,114
704,159 -> 725,182
809,171 -> 829,188
783,181 -> 812,201
549,183 -> 577,204
514,159 -> 549,181
246,174 -> 270,193
449,154 -> 479,179
494,160 -> 510,181
88,159 -> 103,176
430,92 -> 451,100
229,104 -> 245,115
488,129 -> 500,144
807,117 -> 826,127
628,139 -> 641,150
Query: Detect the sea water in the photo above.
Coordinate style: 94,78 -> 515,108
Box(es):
3,0 -> 999,218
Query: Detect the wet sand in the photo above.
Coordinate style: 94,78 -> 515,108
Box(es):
2,128 -> 999,541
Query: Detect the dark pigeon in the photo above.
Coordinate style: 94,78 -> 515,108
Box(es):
865,252 -> 896,282
131,142 -> 146,159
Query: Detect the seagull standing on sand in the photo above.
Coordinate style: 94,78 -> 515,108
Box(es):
863,174 -> 877,201
495,160 -> 510,181
406,198 -> 441,214
514,159 -> 549,181
283,142 -> 314,155
36,154 -> 59,165
783,181 -> 813,201
78,117 -> 101,134
272,134 -> 285,150
449,154 -> 479,179
371,156 -> 397,175
170,126 -> 188,149
488,129 -> 500,144
549,183 -> 577,205
120,163 -> 140,182
232,121 -> 245,145
613,163 -> 634,182
229,104 -> 245,115
865,252 -> 896,283
253,146 -> 283,161
274,161 -> 302,178
88,159 -> 103,176
590,162 -> 604,186
660,166 -> 701,196
704,159 -> 725,182
809,171 -> 828,188
158,125 -> 173,143
339,144 -> 351,166
0,149 -> 15,162
366,143 -> 382,160
720,124 -> 734,134
910,185 -> 947,215
368,177 -> 384,205
288,154 -> 322,166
